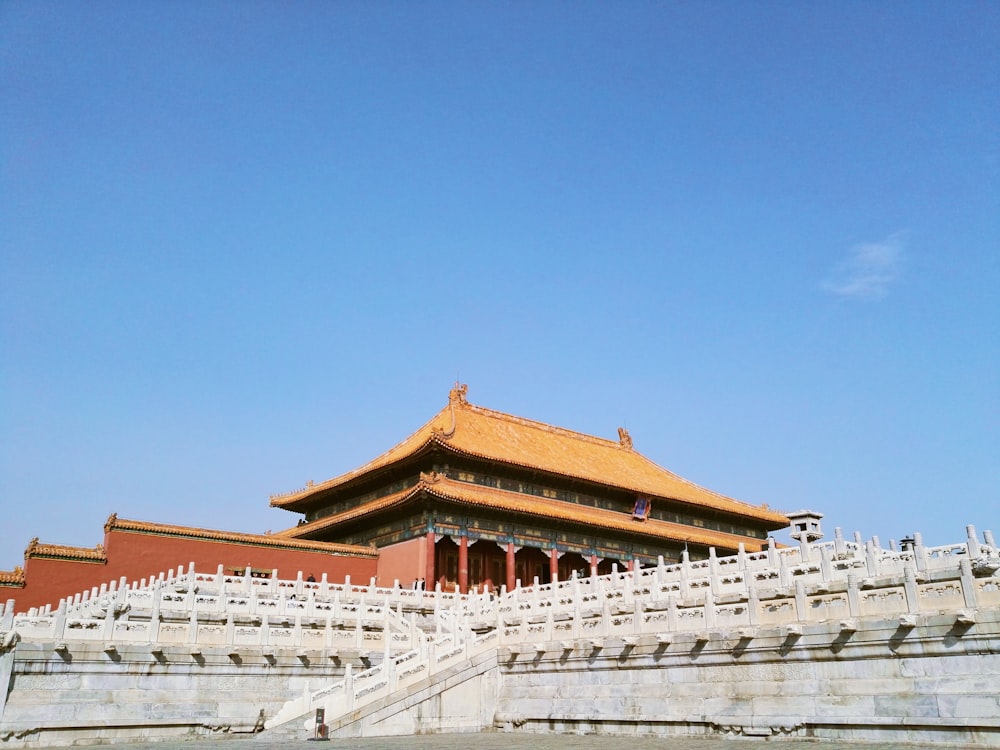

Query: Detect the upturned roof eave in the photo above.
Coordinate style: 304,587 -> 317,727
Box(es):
268,399 -> 461,510
279,478 -> 773,552
271,434 -> 786,529
269,435 -> 444,511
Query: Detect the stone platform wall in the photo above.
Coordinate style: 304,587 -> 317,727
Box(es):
2,527 -> 998,748
0,641 -> 368,746
492,609 -> 1000,747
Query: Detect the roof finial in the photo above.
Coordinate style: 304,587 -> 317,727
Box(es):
449,382 -> 468,405
617,427 -> 633,449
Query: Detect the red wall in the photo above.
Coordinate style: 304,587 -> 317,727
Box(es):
376,536 -> 425,589
4,530 -> 378,613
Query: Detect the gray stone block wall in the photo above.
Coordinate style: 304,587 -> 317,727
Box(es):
0,642 -> 369,747
492,610 -> 1000,747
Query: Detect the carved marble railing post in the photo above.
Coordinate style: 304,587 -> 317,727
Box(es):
798,534 -> 812,563
343,663 -> 355,712
570,595 -> 581,640
833,527 -> 846,559
984,529 -> 996,549
224,613 -> 236,646
101,599 -> 116,641
52,599 -> 68,644
865,538 -> 879,577
260,613 -> 271,648
846,573 -> 861,618
746,582 -> 760,626
354,603 -> 364,649
149,580 -> 162,642
666,593 -> 678,631
959,559 -> 978,609
679,550 -> 690,598
912,532 -> 928,572
703,587 -> 716,630
766,537 -> 778,568
793,579 -> 807,622
188,603 -> 199,645
903,562 -> 920,614
778,549 -> 790,588
966,525 -> 981,558
820,545 -> 833,582
708,548 -> 720,596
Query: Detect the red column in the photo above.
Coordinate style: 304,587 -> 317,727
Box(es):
506,542 -> 516,592
589,554 -> 598,577
458,534 -> 469,594
424,531 -> 436,589
627,558 -> 636,572
550,548 -> 559,583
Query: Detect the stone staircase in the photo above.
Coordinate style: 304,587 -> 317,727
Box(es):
260,622 -> 500,739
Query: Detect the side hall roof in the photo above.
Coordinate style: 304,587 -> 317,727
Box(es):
278,473 -> 773,553
24,538 -> 107,563
104,514 -> 378,557
270,385 -> 788,527
0,566 -> 25,587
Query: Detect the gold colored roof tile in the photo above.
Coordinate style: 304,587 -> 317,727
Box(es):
271,385 -> 787,527
0,566 -> 25,586
24,538 -> 107,563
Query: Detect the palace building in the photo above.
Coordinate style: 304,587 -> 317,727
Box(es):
270,385 -> 789,593
2,385 -> 789,611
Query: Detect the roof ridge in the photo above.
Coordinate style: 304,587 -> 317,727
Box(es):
460,399 -> 629,449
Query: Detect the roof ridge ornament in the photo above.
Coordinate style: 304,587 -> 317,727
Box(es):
434,382 -> 468,439
618,427 -> 633,450
449,383 -> 468,405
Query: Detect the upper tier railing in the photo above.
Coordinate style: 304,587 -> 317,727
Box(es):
2,524 -> 997,656
0,565 -> 465,653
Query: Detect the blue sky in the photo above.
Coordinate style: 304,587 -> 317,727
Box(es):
2,2 -> 998,571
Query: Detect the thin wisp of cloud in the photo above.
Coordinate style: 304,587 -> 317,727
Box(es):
824,234 -> 905,299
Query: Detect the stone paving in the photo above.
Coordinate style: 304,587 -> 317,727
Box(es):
103,734 -> 952,750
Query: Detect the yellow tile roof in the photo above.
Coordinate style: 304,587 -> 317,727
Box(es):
24,538 -> 107,563
278,474 -> 772,552
271,385 -> 787,527
0,566 -> 24,587
105,514 -> 378,557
